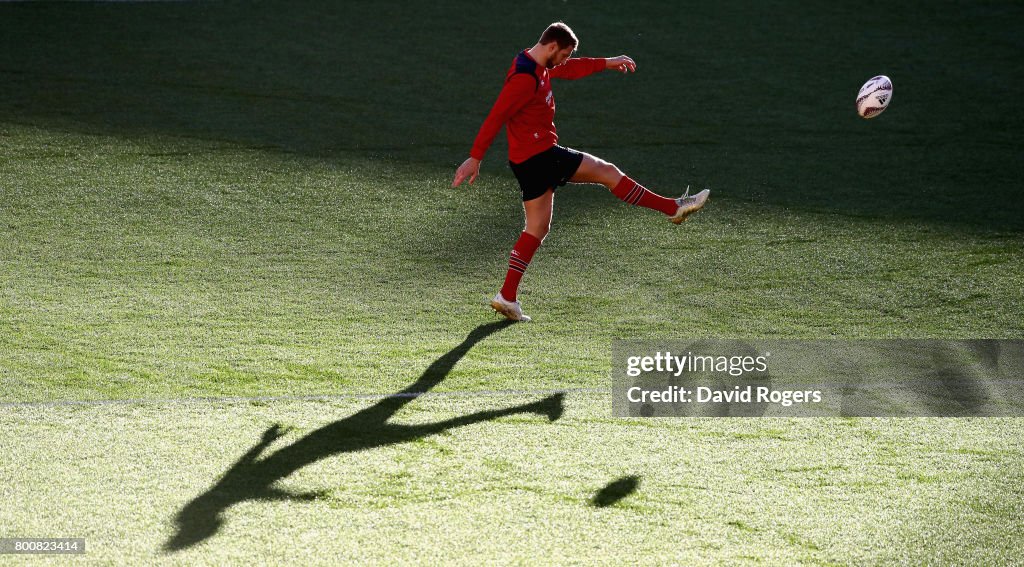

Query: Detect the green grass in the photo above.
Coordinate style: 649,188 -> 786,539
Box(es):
1,0 -> 1023,564
3,400 -> 1023,564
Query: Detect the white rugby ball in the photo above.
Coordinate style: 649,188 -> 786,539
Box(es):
856,75 -> 893,119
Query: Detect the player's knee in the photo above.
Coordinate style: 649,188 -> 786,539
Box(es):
526,224 -> 550,241
599,161 -> 624,187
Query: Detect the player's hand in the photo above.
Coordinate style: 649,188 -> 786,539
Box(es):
606,55 -> 636,74
606,55 -> 637,73
452,157 -> 481,187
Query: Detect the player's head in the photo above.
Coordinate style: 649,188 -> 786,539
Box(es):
538,22 -> 577,68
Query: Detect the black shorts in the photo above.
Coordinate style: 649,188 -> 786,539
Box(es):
509,145 -> 585,202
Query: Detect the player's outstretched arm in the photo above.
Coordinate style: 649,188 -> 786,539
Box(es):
605,55 -> 637,74
550,55 -> 636,80
452,157 -> 481,187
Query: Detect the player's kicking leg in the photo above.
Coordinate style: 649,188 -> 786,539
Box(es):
570,153 -> 709,223
491,188 -> 554,322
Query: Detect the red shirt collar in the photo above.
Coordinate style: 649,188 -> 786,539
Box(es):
522,50 -> 547,75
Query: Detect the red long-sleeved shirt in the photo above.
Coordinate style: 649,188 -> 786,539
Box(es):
470,50 -> 606,164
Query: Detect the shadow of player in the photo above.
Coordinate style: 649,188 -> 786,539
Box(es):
165,320 -> 564,551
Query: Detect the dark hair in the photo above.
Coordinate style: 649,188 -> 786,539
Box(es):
539,22 -> 578,50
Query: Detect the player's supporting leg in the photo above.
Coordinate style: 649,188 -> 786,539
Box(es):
499,231 -> 541,301
502,188 -> 552,302
492,189 -> 553,322
570,153 -> 708,223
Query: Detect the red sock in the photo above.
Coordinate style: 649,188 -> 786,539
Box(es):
500,231 -> 542,302
611,176 -> 679,216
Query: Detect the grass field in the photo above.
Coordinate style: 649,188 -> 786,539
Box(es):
2,1 -> 1023,564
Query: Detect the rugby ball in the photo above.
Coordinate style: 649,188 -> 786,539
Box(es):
856,75 -> 893,119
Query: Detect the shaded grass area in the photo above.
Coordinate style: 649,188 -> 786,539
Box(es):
1,396 -> 1022,564
1,0 -> 1022,230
